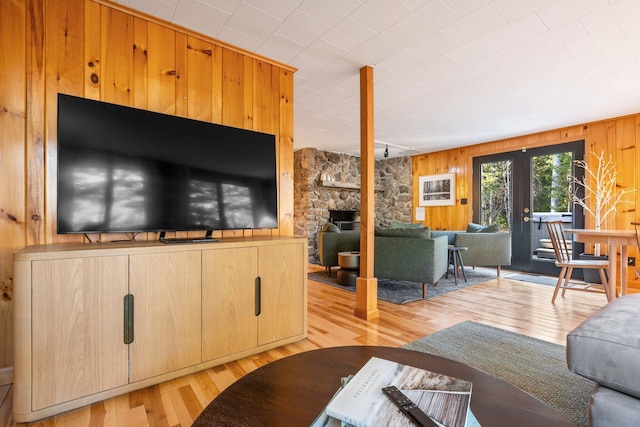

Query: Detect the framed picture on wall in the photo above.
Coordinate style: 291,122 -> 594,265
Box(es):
419,173 -> 455,206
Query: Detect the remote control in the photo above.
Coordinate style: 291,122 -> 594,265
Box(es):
381,386 -> 438,427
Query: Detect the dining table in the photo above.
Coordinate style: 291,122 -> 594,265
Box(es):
565,228 -> 638,300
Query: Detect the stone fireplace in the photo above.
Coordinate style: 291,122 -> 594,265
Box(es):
293,148 -> 413,262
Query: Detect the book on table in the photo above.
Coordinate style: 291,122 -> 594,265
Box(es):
321,356 -> 473,427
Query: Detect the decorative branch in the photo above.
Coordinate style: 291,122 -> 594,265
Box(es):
571,149 -> 632,255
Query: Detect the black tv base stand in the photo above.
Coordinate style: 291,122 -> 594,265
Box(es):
159,230 -> 219,244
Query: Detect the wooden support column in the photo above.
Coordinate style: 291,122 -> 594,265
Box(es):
355,66 -> 379,320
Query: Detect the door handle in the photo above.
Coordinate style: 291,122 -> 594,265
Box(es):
255,277 -> 261,316
124,294 -> 134,344
523,217 -> 530,222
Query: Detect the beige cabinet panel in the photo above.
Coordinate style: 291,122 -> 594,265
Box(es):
129,251 -> 202,382
31,256 -> 129,410
202,247 -> 258,360
258,243 -> 305,346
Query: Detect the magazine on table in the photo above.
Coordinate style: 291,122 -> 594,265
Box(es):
315,357 -> 473,427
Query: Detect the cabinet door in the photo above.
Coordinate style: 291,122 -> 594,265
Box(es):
258,243 -> 305,346
31,256 -> 129,410
202,247 -> 258,361
129,251 -> 202,382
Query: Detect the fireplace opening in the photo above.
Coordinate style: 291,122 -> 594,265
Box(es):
329,210 -> 360,231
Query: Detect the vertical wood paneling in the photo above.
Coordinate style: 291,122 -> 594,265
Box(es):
243,56 -> 254,131
0,0 -> 27,368
187,36 -> 213,122
45,0 -> 85,244
26,0 -> 45,247
147,23 -> 176,115
100,7 -> 133,106
175,33 -> 188,118
222,49 -> 243,128
212,45 -> 223,124
279,69 -> 295,236
132,16 -> 148,110
255,61 -> 274,134
84,0 -> 101,100
616,117 -> 636,227
2,0 -> 296,374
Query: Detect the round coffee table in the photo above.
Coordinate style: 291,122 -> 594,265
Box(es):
337,251 -> 360,286
192,346 -> 576,427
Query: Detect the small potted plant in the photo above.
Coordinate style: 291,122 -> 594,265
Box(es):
570,149 -> 631,281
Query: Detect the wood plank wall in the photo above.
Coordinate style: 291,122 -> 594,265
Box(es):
412,116 -> 640,287
0,0 -> 295,371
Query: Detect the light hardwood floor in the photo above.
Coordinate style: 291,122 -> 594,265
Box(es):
1,264 -> 610,427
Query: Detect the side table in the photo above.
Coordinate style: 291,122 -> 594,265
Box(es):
337,251 -> 359,286
446,246 -> 468,285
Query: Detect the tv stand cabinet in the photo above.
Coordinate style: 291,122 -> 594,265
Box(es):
13,236 -> 307,422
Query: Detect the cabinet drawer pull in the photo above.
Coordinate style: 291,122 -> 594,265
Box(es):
255,277 -> 261,316
124,294 -> 134,344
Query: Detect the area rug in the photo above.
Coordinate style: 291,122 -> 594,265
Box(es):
505,272 -> 558,286
308,268 -> 496,304
402,321 -> 594,427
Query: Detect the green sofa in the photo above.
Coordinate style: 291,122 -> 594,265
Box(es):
317,226 -> 449,297
431,227 -> 511,276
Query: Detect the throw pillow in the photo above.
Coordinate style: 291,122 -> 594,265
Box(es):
321,222 -> 341,233
466,223 -> 500,233
388,221 -> 424,229
375,226 -> 431,239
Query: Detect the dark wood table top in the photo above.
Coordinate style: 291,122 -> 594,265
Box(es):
192,346 -> 577,427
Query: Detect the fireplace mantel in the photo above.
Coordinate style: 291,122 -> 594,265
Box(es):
320,180 -> 384,192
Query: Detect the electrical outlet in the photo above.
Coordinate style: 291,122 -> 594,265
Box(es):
629,257 -> 636,266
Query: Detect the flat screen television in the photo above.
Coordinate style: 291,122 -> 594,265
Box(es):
57,93 -> 278,242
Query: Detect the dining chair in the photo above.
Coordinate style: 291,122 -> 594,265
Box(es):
546,221 -> 610,303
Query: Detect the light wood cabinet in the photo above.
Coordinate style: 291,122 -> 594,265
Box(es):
257,243 -> 306,346
30,256 -> 129,411
129,251 -> 203,382
201,243 -> 306,361
202,246 -> 259,360
13,237 -> 307,422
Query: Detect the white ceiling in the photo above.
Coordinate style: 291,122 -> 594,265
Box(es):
114,0 -> 640,159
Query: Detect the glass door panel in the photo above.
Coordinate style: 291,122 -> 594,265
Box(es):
530,152 -> 573,268
473,141 -> 585,274
479,159 -> 512,231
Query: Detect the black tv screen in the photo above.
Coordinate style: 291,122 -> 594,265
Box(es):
57,94 -> 278,237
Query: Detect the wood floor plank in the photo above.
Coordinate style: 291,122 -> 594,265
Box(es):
7,265 -> 613,426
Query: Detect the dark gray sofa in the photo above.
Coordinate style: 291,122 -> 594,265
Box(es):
567,294 -> 640,426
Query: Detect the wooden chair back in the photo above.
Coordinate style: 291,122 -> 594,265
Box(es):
546,221 -> 572,264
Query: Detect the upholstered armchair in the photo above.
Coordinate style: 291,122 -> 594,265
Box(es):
317,226 -> 360,276
455,232 -> 512,276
